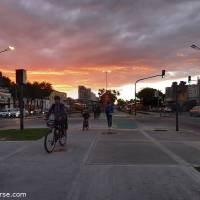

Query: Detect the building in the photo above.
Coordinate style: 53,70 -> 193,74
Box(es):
78,86 -> 91,102
165,80 -> 200,111
90,92 -> 99,102
49,90 -> 67,106
0,87 -> 12,109
165,81 -> 188,110
78,85 -> 98,105
187,79 -> 200,104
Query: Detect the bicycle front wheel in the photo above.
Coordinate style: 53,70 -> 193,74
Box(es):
59,129 -> 67,146
44,129 -> 56,153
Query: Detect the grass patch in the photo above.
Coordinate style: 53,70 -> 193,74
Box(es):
0,128 -> 48,141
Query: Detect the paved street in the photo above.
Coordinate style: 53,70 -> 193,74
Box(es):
1,112 -> 200,200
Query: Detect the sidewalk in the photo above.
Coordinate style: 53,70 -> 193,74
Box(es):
1,113 -> 200,200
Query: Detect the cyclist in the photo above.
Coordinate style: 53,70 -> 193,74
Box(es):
47,96 -> 68,133
82,106 -> 90,131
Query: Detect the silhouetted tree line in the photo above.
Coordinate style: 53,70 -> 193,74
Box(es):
0,74 -> 53,101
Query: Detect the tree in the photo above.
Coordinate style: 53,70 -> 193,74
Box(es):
117,98 -> 126,106
39,82 -> 53,98
137,87 -> 164,107
98,89 -> 120,104
117,98 -> 127,111
0,73 -> 53,109
0,75 -> 12,88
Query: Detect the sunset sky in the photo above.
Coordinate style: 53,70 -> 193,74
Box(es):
0,0 -> 200,99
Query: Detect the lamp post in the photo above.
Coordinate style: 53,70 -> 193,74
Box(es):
134,70 -> 165,116
102,70 -> 111,91
0,46 -> 15,54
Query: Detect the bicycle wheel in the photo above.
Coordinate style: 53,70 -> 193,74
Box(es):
44,129 -> 56,153
59,129 -> 67,146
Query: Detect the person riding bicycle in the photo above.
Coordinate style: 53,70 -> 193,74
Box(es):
82,106 -> 90,131
46,96 -> 68,132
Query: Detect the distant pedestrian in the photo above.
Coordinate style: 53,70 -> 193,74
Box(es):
105,102 -> 113,129
93,104 -> 101,119
82,106 -> 90,131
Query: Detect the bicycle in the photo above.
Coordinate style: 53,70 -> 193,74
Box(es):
44,120 -> 67,153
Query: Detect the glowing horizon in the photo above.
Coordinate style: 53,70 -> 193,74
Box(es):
0,0 -> 200,99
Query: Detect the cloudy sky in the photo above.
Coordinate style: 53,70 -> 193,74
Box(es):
0,0 -> 200,99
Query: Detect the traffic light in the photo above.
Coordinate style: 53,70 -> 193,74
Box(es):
188,76 -> 191,83
161,70 -> 165,78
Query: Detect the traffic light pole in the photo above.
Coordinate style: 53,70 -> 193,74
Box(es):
134,72 -> 165,116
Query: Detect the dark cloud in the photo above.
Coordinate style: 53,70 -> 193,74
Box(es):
0,0 -> 200,86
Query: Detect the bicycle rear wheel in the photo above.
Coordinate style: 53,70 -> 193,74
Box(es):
59,129 -> 67,146
44,129 -> 56,153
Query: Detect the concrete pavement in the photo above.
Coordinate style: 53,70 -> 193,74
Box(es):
1,113 -> 200,199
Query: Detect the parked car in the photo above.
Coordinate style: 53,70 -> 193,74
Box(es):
0,109 -> 11,118
11,109 -> 29,118
30,109 -> 42,115
190,106 -> 200,117
10,109 -> 20,118
0,108 -> 29,118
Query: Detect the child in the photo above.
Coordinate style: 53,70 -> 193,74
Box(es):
82,107 -> 90,131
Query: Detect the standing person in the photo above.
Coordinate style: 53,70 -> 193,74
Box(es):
82,106 -> 90,131
96,103 -> 102,119
93,104 -> 97,119
93,103 -> 101,119
105,102 -> 113,129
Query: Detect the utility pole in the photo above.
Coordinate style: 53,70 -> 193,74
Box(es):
103,70 -> 111,91
106,71 -> 108,91
174,82 -> 179,131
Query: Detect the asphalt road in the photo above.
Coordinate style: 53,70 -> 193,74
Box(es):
1,112 -> 200,200
0,112 -> 199,132
135,112 -> 200,133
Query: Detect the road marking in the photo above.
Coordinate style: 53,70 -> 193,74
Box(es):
67,133 -> 99,200
139,129 -> 200,184
140,129 -> 189,165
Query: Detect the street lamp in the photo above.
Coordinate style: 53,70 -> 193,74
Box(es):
134,70 -> 166,116
190,44 -> 200,50
102,70 -> 111,91
0,46 -> 15,54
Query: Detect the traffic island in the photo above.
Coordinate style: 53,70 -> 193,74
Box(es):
0,128 -> 48,141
